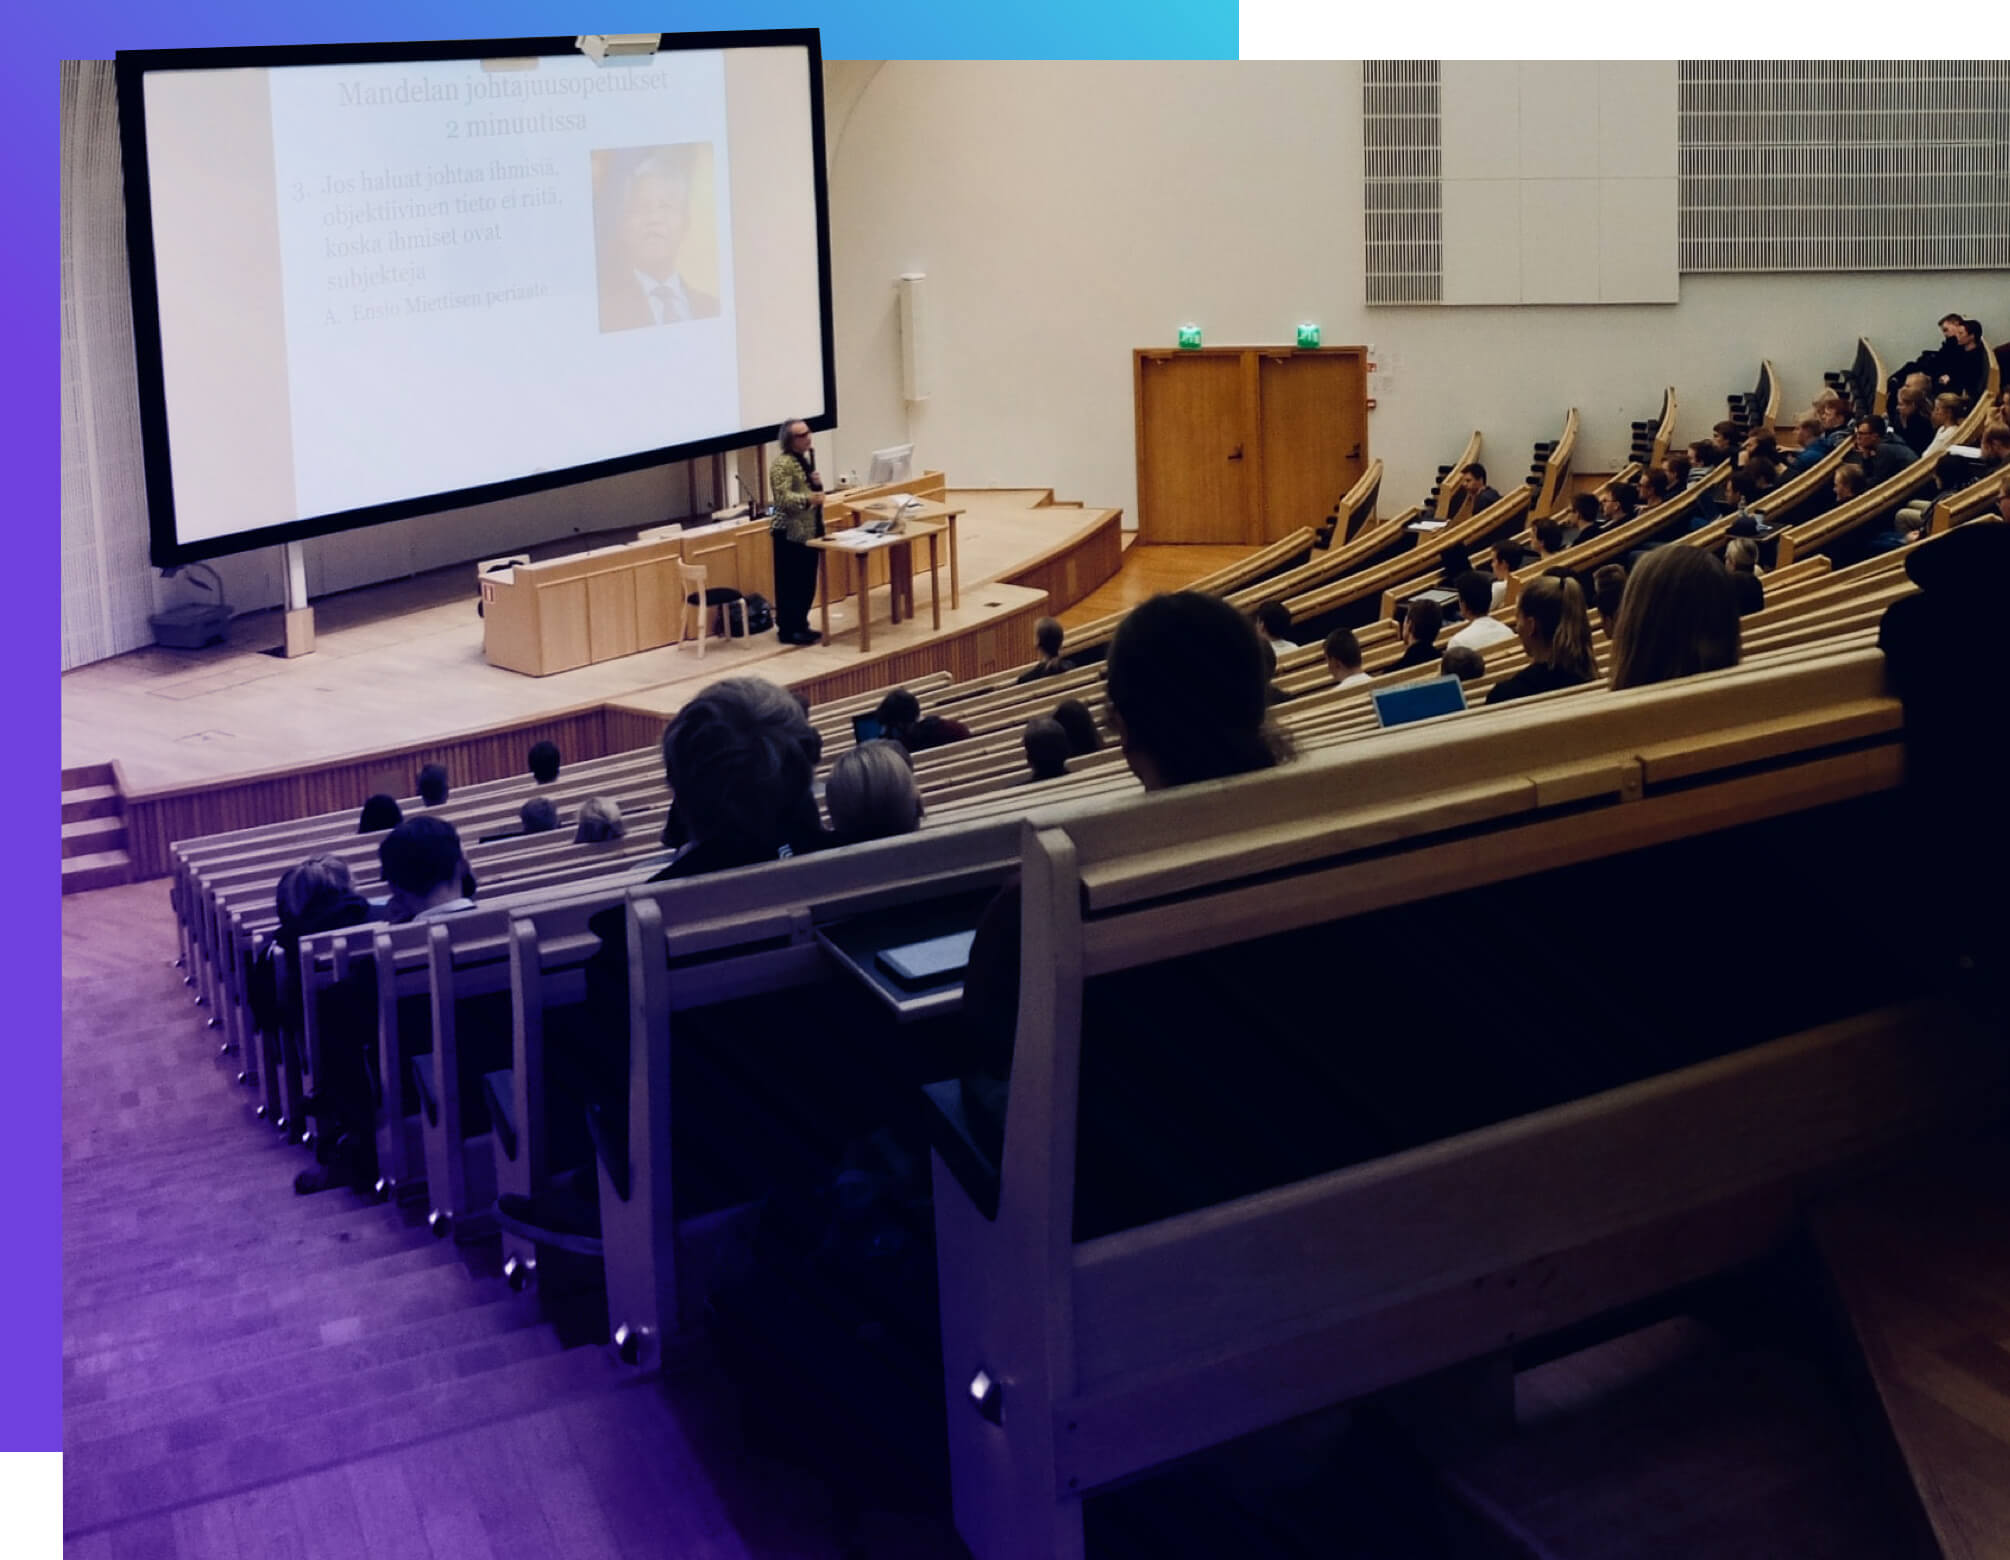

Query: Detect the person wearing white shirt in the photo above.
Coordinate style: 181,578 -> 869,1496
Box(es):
1446,571 -> 1517,654
1255,601 -> 1300,654
1323,625 -> 1372,688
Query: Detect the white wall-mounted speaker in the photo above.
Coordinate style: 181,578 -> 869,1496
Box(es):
897,272 -> 929,402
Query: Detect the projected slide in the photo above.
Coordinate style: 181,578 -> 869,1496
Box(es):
129,39 -> 827,558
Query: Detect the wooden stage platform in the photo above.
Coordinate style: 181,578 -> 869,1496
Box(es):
64,490 -> 1128,877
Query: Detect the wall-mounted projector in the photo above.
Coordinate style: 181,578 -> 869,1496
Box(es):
575,34 -> 662,63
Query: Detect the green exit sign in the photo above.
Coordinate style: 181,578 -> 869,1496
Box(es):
1177,324 -> 1203,350
1296,323 -> 1322,348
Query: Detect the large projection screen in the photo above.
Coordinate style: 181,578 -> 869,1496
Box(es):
116,32 -> 834,566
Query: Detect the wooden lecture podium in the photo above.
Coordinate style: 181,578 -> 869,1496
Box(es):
478,470 -> 951,676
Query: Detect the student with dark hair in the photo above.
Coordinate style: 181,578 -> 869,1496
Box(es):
1666,449 -> 1696,491
527,741 -> 562,785
1639,468 -> 1674,507
1569,491 -> 1605,541
1851,414 -> 1916,485
247,855 -> 373,1048
1437,543 -> 1475,585
1610,546 -> 1743,690
1016,617 -> 1071,683
1323,626 -> 1371,688
1050,698 -> 1103,756
1393,599 -> 1444,670
1710,420 -> 1743,462
874,686 -> 971,753
1890,313 -> 1969,402
520,797 -> 560,834
1439,645 -> 1486,684
500,678 -> 830,1244
1689,438 -> 1720,472
1939,317 -> 1989,402
1446,463 -> 1500,520
1602,481 -> 1641,526
357,794 -> 403,834
416,764 -> 449,807
1592,563 -> 1629,636
1490,543 -> 1532,609
1254,600 -> 1298,652
1486,575 -> 1596,704
380,815 -> 476,923
1531,518 -> 1567,560
827,739 -> 924,842
958,591 -> 1293,1173
1022,717 -> 1073,782
1446,571 -> 1514,653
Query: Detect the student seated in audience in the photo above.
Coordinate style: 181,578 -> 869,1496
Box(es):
1485,574 -> 1596,704
1393,599 -> 1445,669
1592,563 -> 1628,638
827,739 -> 924,842
1610,545 -> 1742,690
498,679 -> 835,1244
1254,600 -> 1299,652
1785,414 -> 1826,471
1939,317 -> 1990,402
1893,383 -> 1933,454
1436,543 -> 1475,585
417,763 -> 449,807
1638,468 -> 1674,509
1724,537 -> 1765,616
1566,491 -> 1605,543
1015,617 -> 1070,684
1490,542 -> 1533,608
527,740 -> 562,785
1699,465 -> 1767,535
520,797 -> 560,835
1687,438 -> 1720,476
1445,462 -> 1500,520
573,796 -> 626,843
1851,413 -> 1917,485
1323,625 -> 1371,688
357,793 -> 402,834
1890,312 -> 1969,402
1021,718 -> 1073,782
1709,420 -> 1744,464
247,854 -> 374,1047
1445,570 -> 1515,653
1924,392 -> 1970,461
381,816 -> 478,923
1791,395 -> 1852,471
1530,517 -> 1568,562
1050,697 -> 1103,756
958,590 -> 1293,1171
874,687 -> 973,753
1665,449 -> 1695,492
1601,480 -> 1641,527
1439,645 -> 1485,684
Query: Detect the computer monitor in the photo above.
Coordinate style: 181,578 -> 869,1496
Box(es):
1370,675 -> 1468,730
868,444 -> 915,486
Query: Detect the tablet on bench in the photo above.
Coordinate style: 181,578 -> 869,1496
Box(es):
1371,675 -> 1467,729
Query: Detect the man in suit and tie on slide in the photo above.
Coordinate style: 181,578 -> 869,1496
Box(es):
594,144 -> 721,331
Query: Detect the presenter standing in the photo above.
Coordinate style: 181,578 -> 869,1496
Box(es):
769,419 -> 825,645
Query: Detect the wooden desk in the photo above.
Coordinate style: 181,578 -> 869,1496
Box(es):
479,518 -> 772,676
808,516 -> 949,653
852,497 -> 964,608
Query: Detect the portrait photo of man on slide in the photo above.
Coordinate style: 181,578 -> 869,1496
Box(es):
591,142 -> 721,330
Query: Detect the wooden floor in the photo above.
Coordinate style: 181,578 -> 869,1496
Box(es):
61,492 -> 1108,793
1056,543 -> 1260,629
1814,1142 -> 2010,1560
61,880 -> 968,1560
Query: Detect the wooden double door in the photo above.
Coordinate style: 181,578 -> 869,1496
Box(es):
1135,345 -> 1369,544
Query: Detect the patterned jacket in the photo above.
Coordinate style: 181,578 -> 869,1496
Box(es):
769,453 -> 824,545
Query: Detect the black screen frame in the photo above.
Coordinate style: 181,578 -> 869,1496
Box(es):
115,29 -> 836,568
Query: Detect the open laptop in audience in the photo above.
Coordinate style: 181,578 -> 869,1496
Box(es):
1371,675 -> 1468,730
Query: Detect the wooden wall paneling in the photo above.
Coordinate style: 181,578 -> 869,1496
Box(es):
634,557 -> 681,651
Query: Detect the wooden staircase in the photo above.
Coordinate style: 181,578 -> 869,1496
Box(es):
63,762 -> 131,894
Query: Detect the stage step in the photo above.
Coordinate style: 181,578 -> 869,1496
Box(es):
62,761 -> 116,790
63,847 -> 133,894
62,782 -> 122,822
62,813 -> 127,859
1812,1143 -> 2010,1560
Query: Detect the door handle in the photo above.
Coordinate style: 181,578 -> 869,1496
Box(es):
1227,445 -> 1244,461
1347,444 -> 1362,459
